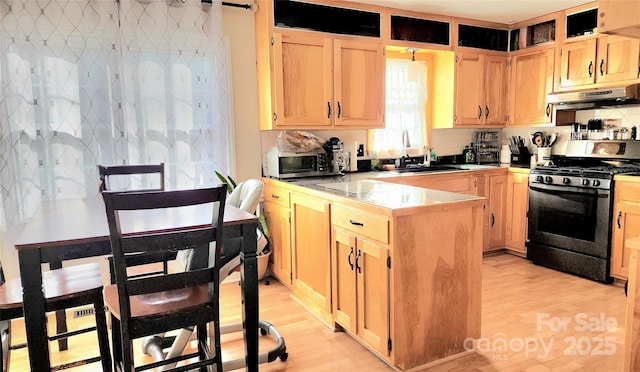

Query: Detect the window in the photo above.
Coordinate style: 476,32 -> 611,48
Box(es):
369,58 -> 427,158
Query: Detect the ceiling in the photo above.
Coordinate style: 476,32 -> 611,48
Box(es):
344,0 -> 595,24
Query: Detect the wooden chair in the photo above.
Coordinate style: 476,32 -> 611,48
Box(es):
97,163 -> 165,193
0,260 -> 111,371
102,186 -> 227,372
97,163 -> 172,284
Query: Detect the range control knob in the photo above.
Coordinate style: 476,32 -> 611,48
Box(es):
582,179 -> 590,186
536,175 -> 544,183
562,177 -> 571,185
593,179 -> 601,187
545,176 -> 553,184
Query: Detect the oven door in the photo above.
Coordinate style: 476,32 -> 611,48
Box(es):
528,181 -> 612,258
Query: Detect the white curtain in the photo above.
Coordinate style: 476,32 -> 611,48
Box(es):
0,0 -> 232,230
370,58 -> 427,158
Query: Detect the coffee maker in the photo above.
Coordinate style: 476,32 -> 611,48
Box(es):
325,137 -> 349,173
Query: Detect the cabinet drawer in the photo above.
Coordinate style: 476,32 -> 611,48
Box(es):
264,183 -> 290,208
616,181 -> 640,202
332,205 -> 389,244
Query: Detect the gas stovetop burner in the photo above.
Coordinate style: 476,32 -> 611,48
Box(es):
533,158 -> 640,177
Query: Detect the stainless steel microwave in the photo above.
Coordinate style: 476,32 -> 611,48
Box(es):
266,147 -> 336,179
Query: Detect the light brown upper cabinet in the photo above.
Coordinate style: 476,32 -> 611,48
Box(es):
508,47 -> 555,126
558,35 -> 640,89
270,32 -> 385,130
598,0 -> 640,39
454,52 -> 508,126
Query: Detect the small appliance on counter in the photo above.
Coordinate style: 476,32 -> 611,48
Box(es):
266,147 -> 338,179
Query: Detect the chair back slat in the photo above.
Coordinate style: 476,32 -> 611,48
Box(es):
126,267 -> 215,296
98,163 -> 165,192
119,227 -> 218,254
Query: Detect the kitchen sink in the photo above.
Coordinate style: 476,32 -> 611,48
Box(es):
389,165 -> 462,173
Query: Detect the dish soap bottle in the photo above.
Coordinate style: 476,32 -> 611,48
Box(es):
467,143 -> 476,164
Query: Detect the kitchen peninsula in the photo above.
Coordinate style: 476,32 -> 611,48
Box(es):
263,175 -> 485,370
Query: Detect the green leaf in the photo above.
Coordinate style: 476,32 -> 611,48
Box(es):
214,171 -> 234,193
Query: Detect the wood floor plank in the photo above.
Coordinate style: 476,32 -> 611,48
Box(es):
7,253 -> 626,371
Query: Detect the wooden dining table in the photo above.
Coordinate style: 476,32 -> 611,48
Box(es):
14,194 -> 260,371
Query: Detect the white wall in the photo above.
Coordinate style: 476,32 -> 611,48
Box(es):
222,4 -> 262,182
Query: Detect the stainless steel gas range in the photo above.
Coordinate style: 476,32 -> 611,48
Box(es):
527,140 -> 640,283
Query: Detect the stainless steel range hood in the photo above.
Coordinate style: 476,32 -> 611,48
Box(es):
548,84 -> 640,111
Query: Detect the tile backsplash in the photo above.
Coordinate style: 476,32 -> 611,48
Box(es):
259,106 -> 640,171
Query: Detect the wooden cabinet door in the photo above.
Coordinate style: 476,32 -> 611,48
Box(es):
598,0 -> 640,41
489,174 -> 507,250
505,173 -> 529,254
611,200 -> 640,279
596,35 -> 640,83
559,39 -> 597,88
290,193 -> 332,322
332,228 -> 357,333
264,201 -> 292,287
356,238 -> 389,356
484,55 -> 508,126
333,39 -> 385,128
272,33 -> 333,128
509,48 -> 554,126
455,52 -> 484,126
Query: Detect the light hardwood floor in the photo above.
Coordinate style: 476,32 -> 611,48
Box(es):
7,253 -> 626,371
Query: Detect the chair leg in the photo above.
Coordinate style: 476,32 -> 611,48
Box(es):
0,320 -> 9,372
48,260 -> 69,351
94,296 -> 112,372
111,315 -> 122,372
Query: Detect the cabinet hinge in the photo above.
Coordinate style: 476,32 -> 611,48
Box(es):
388,338 -> 392,352
387,256 -> 391,268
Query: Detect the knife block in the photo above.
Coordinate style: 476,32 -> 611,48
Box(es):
510,146 -> 531,165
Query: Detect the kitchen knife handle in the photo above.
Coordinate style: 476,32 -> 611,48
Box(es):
588,61 -> 593,77
348,247 -> 354,270
355,249 -> 362,273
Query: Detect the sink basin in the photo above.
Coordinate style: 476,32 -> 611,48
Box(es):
390,165 -> 461,173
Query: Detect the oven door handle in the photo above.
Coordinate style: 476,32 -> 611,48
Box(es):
529,184 -> 602,197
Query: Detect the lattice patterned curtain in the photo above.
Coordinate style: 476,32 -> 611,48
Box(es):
0,0 -> 232,230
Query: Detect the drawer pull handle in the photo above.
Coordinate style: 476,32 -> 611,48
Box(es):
348,247 -> 354,270
355,249 -> 362,273
271,194 -> 280,199
349,219 -> 364,226
617,211 -> 622,229
491,213 -> 495,227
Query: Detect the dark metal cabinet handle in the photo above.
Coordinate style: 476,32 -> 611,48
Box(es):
485,105 -> 489,119
477,105 -> 482,119
337,101 -> 341,118
618,211 -> 622,229
546,103 -> 551,118
327,102 -> 331,118
349,219 -> 364,226
600,59 -> 605,76
348,247 -> 354,270
273,113 -> 277,121
271,194 -> 280,199
588,61 -> 594,77
355,249 -> 362,273
491,213 -> 495,227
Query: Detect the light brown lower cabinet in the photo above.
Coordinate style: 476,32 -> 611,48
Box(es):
263,180 -> 293,287
611,180 -> 640,280
504,172 -> 529,255
290,192 -> 333,324
332,228 -> 390,356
